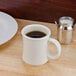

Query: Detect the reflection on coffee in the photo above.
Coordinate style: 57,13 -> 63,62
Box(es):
26,31 -> 46,38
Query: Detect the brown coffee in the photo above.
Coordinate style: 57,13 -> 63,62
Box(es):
26,31 -> 46,38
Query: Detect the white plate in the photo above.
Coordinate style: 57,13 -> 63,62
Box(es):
0,12 -> 18,45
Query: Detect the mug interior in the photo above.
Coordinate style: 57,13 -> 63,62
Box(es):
21,24 -> 51,39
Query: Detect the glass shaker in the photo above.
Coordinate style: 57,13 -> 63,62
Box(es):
57,16 -> 74,44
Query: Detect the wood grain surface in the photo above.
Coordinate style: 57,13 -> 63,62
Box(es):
0,0 -> 76,23
0,19 -> 76,76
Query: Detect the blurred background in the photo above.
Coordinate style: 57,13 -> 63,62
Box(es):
0,0 -> 76,23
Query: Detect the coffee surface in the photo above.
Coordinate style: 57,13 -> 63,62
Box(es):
26,31 -> 46,38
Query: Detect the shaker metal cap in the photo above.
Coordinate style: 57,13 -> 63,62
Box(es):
59,16 -> 74,30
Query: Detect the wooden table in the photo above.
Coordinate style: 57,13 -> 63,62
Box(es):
0,19 -> 76,76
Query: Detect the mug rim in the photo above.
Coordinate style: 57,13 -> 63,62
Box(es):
21,24 -> 51,40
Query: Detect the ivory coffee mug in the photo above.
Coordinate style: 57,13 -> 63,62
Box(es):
21,24 -> 61,65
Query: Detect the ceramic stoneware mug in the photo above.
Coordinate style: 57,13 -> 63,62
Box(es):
21,24 -> 61,65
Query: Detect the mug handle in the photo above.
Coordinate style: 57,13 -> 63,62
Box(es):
48,38 -> 61,59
